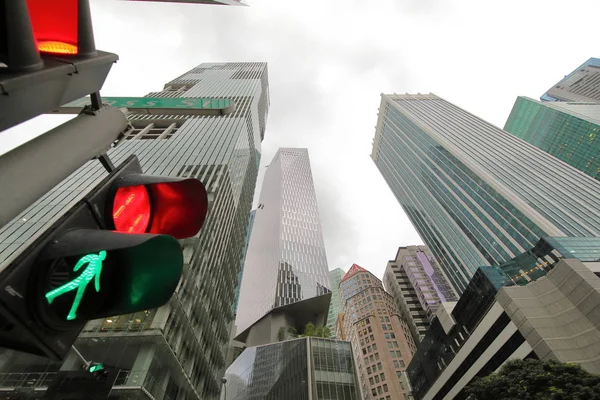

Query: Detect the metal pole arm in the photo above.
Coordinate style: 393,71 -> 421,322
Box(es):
0,106 -> 128,227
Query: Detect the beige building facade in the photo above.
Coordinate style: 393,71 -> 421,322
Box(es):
340,264 -> 416,400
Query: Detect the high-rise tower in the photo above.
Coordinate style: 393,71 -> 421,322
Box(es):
327,268 -> 346,336
0,62 -> 269,400
340,264 -> 416,400
235,148 -> 330,345
504,96 -> 600,181
383,246 -> 457,344
541,57 -> 600,102
371,93 -> 600,294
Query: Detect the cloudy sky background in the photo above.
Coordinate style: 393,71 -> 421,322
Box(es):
2,0 -> 599,280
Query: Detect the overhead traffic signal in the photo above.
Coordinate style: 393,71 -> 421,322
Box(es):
0,0 -> 118,131
0,155 -> 208,360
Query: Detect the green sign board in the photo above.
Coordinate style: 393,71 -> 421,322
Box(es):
57,96 -> 236,116
64,97 -> 233,110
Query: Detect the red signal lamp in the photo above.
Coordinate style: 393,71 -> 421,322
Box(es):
113,186 -> 151,234
111,177 -> 208,239
26,0 -> 97,57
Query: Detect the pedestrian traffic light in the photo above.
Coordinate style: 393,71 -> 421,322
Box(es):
0,0 -> 118,132
0,155 -> 208,360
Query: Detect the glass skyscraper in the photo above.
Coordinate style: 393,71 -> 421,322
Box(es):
225,337 -> 361,400
371,93 -> 600,294
504,96 -> 600,180
0,62 -> 269,400
236,148 -> 330,338
541,57 -> 600,102
327,268 -> 346,336
233,210 -> 257,316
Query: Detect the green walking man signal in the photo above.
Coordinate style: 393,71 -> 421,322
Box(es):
45,251 -> 107,321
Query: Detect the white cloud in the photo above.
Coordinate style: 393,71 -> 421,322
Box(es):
1,0 -> 598,281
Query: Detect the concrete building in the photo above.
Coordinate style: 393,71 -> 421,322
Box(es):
0,62 -> 269,400
340,264 -> 416,400
225,337 -> 362,400
235,148 -> 330,347
371,93 -> 600,294
383,246 -> 457,344
406,237 -> 600,400
327,268 -> 346,336
504,96 -> 600,180
541,57 -> 600,102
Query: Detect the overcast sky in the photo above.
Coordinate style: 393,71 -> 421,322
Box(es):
1,0 -> 598,280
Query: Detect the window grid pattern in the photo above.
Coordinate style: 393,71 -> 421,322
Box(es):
236,148 -> 330,336
371,93 -> 600,293
225,337 -> 361,400
504,96 -> 600,180
340,268 -> 416,400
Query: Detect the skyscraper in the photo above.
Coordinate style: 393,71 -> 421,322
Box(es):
541,57 -> 600,102
371,93 -> 600,293
0,62 -> 269,400
235,148 -> 330,345
327,268 -> 346,336
225,337 -> 362,400
504,96 -> 600,180
233,210 -> 257,315
340,264 -> 416,400
383,246 -> 457,343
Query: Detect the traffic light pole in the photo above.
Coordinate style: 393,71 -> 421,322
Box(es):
0,106 -> 129,227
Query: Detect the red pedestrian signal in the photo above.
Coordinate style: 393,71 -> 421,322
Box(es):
0,156 -> 209,359
110,178 -> 208,239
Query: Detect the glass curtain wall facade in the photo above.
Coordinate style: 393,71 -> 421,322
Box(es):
504,96 -> 600,180
327,268 -> 346,336
224,337 -> 361,400
233,210 -> 257,315
0,62 -> 269,400
383,246 -> 457,344
236,148 -> 330,336
541,57 -> 600,102
340,264 -> 416,400
371,93 -> 600,294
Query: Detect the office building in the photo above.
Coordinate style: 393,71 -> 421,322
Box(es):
235,148 -> 330,347
504,96 -> 600,180
335,313 -> 347,340
406,237 -> 600,400
0,62 -> 269,400
233,210 -> 257,315
383,246 -> 457,344
327,268 -> 346,336
541,57 -> 600,102
371,93 -> 600,294
340,264 -> 416,400
225,337 -> 362,400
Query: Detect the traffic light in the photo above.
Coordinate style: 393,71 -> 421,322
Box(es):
0,155 -> 208,360
0,0 -> 118,132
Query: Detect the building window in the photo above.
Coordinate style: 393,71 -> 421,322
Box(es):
123,120 -> 183,141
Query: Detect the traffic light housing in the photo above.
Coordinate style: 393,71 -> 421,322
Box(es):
0,155 -> 208,359
0,0 -> 118,132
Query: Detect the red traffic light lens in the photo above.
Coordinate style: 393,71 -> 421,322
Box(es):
27,0 -> 79,55
113,186 -> 151,234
